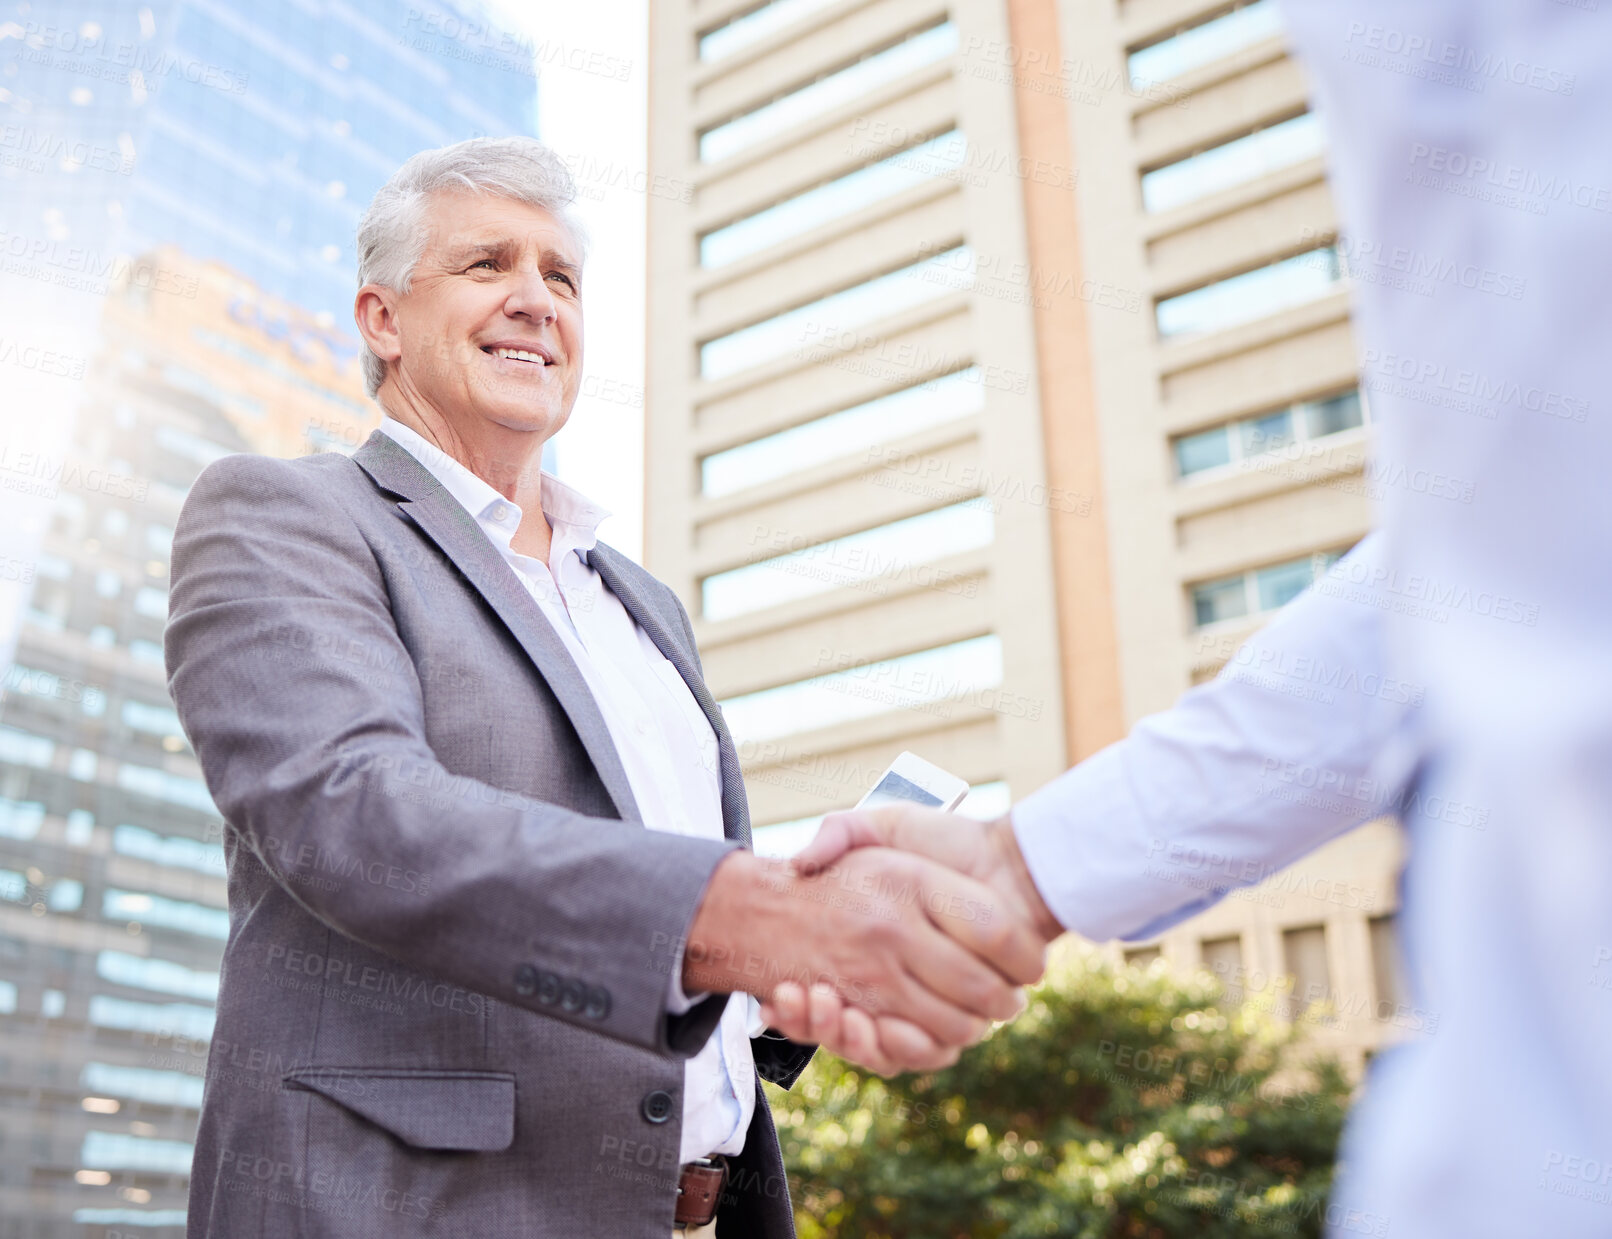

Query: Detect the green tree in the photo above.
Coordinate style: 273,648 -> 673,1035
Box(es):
770,948 -> 1354,1239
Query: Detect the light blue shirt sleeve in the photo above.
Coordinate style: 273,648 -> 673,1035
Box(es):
1013,533 -> 1421,942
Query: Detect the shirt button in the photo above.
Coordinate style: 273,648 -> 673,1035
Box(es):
492,504 -> 510,522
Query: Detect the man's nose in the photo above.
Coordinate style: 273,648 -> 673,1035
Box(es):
505,269 -> 558,323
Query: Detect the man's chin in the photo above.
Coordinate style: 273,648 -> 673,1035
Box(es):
477,402 -> 569,440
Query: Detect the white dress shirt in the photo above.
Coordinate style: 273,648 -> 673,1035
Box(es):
1016,4 -> 1612,1234
376,417 -> 759,1163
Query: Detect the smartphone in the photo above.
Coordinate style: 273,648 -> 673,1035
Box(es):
856,750 -> 970,813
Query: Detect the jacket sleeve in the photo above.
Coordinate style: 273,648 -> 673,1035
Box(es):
1013,532 -> 1422,941
164,452 -> 736,1056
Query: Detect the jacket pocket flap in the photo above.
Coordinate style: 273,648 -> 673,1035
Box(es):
282,1068 -> 515,1152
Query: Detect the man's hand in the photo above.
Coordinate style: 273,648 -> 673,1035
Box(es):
758,806 -> 1064,1073
798,806 -> 1064,941
682,844 -> 1047,1064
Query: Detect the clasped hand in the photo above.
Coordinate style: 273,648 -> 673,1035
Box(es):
750,806 -> 1064,1075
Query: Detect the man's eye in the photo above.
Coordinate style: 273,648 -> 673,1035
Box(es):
468,259 -> 496,271
547,272 -> 575,289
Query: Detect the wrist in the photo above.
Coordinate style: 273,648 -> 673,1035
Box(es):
988,813 -> 1064,943
682,849 -> 787,994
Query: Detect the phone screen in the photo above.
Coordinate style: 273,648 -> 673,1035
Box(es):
860,770 -> 946,809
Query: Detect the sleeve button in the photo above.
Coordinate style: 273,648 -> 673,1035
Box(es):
513,964 -> 538,997
641,1089 -> 674,1124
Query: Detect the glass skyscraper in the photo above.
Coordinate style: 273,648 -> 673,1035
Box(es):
0,2 -> 539,1233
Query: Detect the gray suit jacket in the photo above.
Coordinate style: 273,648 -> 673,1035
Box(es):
165,431 -> 814,1238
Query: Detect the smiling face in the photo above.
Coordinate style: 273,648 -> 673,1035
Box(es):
358,190 -> 584,445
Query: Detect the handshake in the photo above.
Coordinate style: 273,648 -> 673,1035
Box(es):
683,806 -> 1066,1075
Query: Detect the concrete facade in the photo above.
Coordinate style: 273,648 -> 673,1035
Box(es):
647,0 -> 1413,1066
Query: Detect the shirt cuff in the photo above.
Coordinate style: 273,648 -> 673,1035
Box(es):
664,937 -> 706,1014
1011,742 -> 1219,943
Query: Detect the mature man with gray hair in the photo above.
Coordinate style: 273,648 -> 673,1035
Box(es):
164,136 -> 1045,1238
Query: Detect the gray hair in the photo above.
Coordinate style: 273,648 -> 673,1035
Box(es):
355,136 -> 583,397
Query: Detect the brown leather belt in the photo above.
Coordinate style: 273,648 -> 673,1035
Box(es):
674,1155 -> 727,1228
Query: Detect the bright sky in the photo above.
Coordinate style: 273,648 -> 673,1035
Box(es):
488,0 -> 651,561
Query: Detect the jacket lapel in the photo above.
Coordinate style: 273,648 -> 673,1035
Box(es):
352,432 -> 642,827
586,545 -> 751,849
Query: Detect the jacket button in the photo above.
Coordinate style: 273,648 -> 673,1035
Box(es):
513,964 -> 537,996
536,971 -> 561,1006
584,986 -> 611,1021
560,978 -> 586,1013
641,1090 -> 674,1124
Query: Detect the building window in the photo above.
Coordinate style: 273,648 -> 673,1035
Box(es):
1190,550 -> 1343,628
0,798 -> 46,842
1128,0 -> 1283,89
701,367 -> 985,498
79,1130 -> 196,1176
132,586 -> 169,619
1123,945 -> 1162,969
115,763 -> 216,814
718,634 -> 1002,745
702,131 -> 967,268
81,1061 -> 205,1109
699,245 -> 972,381
1156,247 -> 1345,340
1142,113 -> 1324,213
699,0 -> 843,61
87,994 -> 214,1040
96,950 -> 220,1001
701,499 -> 992,621
113,824 -> 225,876
1199,934 -> 1244,1002
1369,914 -> 1409,1020
699,23 -> 957,163
102,889 -> 229,940
1282,924 -> 1331,1020
1174,390 -> 1366,480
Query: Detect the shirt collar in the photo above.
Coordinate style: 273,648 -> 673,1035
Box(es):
376,416 -> 610,562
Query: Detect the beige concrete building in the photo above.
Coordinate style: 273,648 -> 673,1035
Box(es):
646,0 -> 1417,1066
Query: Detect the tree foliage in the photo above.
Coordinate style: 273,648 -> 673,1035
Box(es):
769,949 -> 1353,1239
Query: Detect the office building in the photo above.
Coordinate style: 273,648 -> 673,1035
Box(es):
0,250 -> 374,1236
646,0 -> 1410,1066
0,2 -> 539,1232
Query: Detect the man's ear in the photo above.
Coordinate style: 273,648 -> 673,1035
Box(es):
354,284 -> 402,370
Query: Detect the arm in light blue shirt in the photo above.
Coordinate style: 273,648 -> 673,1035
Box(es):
1013,533 -> 1421,942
